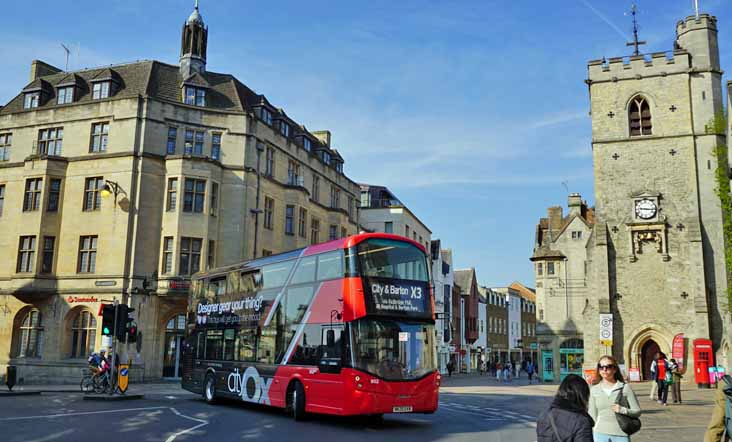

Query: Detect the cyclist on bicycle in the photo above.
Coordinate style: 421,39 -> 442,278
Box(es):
88,349 -> 107,379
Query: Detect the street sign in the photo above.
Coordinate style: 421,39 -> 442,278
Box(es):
95,280 -> 117,287
599,313 -> 613,345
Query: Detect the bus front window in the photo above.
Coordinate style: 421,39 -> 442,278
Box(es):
350,318 -> 437,381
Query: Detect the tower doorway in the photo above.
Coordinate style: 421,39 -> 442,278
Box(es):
641,339 -> 660,380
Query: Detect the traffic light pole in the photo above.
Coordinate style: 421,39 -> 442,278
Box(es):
110,300 -> 119,394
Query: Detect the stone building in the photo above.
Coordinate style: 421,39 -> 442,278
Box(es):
0,3 -> 360,383
531,194 -> 594,381
582,10 -> 731,378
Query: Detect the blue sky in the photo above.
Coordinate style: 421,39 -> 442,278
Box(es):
1,0 -> 730,287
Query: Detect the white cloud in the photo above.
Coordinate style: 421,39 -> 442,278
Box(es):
531,111 -> 587,129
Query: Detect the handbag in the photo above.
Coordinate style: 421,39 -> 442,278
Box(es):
615,386 -> 642,435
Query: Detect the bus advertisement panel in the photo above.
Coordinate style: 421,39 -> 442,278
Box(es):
180,233 -> 439,420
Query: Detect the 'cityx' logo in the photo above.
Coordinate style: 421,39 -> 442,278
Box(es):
227,367 -> 273,405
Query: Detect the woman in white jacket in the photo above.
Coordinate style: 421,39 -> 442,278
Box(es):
588,355 -> 642,442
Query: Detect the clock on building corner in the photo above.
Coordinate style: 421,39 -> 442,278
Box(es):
634,199 -> 657,220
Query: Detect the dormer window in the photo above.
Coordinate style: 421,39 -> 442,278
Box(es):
258,107 -> 273,126
184,86 -> 206,106
57,86 -> 74,105
24,92 -> 40,109
320,151 -> 331,165
334,162 -> 343,173
92,81 -> 110,100
303,137 -> 312,152
279,121 -> 290,137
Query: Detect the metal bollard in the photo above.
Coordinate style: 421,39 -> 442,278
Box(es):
6,366 -> 17,392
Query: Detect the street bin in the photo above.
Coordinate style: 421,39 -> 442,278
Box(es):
6,365 -> 17,391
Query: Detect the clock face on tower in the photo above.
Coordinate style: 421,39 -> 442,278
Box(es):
635,199 -> 657,220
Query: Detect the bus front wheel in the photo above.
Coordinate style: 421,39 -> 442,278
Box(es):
203,374 -> 217,404
290,381 -> 306,421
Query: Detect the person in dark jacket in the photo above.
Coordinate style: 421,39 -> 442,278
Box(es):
537,374 -> 595,442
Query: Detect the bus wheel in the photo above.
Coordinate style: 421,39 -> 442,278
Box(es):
290,381 -> 307,421
203,374 -> 217,404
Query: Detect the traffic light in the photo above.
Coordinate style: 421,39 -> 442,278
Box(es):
115,304 -> 135,341
100,304 -> 115,336
126,321 -> 138,343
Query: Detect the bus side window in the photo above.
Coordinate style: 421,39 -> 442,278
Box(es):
237,328 -> 256,362
316,251 -> 344,281
223,329 -> 236,361
262,261 -> 295,289
290,256 -> 316,285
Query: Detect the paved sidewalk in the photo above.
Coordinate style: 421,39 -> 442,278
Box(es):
440,372 -> 718,441
0,380 -> 194,397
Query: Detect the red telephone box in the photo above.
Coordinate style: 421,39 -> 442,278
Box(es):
693,338 -> 713,388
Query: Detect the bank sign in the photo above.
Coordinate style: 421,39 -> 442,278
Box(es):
364,277 -> 431,319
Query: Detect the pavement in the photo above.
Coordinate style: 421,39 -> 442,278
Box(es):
0,374 -> 718,442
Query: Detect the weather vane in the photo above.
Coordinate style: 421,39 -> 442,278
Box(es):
625,4 -> 646,56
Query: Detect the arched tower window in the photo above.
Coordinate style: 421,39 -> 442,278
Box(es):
70,310 -> 97,358
16,309 -> 43,358
629,95 -> 652,136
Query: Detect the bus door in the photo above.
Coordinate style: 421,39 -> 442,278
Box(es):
291,324 -> 345,412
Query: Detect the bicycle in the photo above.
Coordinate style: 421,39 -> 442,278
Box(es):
93,370 -> 116,394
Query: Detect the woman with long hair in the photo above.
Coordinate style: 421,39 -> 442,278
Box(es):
589,355 -> 642,442
537,374 -> 594,441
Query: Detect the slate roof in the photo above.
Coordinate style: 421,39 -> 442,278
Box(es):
509,281 -> 536,303
1,59 -> 349,171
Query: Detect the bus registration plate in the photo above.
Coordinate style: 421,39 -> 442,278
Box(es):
392,406 -> 413,413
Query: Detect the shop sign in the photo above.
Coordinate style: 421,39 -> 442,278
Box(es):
530,343 -> 538,349
67,296 -> 99,304
169,280 -> 191,290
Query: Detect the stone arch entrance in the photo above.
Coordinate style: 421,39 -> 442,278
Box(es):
161,313 -> 187,378
626,325 -> 671,381
641,340 -> 660,380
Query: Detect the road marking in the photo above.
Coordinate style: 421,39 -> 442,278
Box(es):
166,408 -> 209,442
0,406 -> 168,421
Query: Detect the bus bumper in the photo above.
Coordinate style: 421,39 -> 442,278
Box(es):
341,369 -> 440,415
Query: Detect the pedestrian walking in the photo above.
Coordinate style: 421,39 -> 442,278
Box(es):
703,374 -> 732,442
527,361 -> 535,385
447,360 -> 454,377
515,361 -> 521,379
536,374 -> 594,442
650,352 -> 670,405
668,358 -> 683,404
496,362 -> 502,381
504,363 -> 511,384
589,355 -> 641,442
648,354 -> 658,401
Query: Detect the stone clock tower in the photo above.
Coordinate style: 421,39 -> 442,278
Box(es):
584,11 -> 731,376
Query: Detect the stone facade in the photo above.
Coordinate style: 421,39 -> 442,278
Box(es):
531,195 -> 594,381
584,13 -> 731,378
484,287 -> 509,363
0,4 -> 360,383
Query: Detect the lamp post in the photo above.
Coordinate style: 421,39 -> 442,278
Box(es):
100,180 -> 126,206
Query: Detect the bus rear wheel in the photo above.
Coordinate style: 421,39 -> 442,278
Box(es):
290,381 -> 307,421
203,374 -> 217,404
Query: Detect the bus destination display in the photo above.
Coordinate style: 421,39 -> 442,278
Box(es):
365,277 -> 431,318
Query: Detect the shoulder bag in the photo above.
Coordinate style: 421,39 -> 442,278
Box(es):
615,386 -> 642,436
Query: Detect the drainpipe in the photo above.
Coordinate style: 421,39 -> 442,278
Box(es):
251,142 -> 265,259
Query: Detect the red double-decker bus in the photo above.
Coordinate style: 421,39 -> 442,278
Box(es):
181,233 -> 439,419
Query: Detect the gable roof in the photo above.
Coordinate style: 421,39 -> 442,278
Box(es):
454,268 -> 476,294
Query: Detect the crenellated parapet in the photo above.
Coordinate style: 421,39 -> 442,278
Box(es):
587,51 -> 691,84
676,13 -> 717,35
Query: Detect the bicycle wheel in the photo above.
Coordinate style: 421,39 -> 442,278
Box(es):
80,377 -> 93,393
93,376 -> 104,394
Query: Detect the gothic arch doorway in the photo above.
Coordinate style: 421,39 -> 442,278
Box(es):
641,339 -> 660,380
